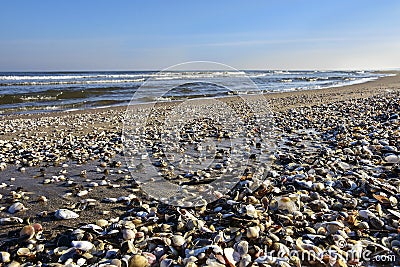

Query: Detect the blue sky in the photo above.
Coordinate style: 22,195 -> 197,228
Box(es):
1,0 -> 399,71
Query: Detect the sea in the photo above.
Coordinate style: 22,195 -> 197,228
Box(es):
0,70 -> 385,114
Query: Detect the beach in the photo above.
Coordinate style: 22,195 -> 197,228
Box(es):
1,72 -> 400,266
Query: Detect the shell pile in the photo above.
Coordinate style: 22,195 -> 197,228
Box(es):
0,88 -> 399,266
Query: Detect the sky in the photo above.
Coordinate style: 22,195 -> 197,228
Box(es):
0,0 -> 400,71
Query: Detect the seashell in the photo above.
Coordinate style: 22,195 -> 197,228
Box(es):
20,225 -> 35,240
80,223 -> 102,233
389,196 -> 398,207
224,247 -> 239,266
77,190 -> 88,197
142,252 -> 156,265
37,195 -> 47,202
376,203 -> 383,217
0,217 -> 23,225
160,258 -> 173,267
356,221 -> 369,229
171,235 -> 185,247
388,209 -> 400,219
16,247 -> 31,257
321,221 -> 344,234
58,247 -> 76,263
77,258 -> 86,266
385,154 -> 399,164
185,245 -> 223,257
123,228 -> 136,240
312,182 -> 325,191
239,254 -> 252,267
235,240 -> 249,257
270,196 -> 298,213
358,209 -> 376,219
373,194 -> 390,204
55,209 -> 79,220
0,251 -> 10,263
245,204 -> 257,218
105,249 -> 119,258
246,226 -> 260,239
71,240 -> 94,251
128,254 -> 149,267
370,217 -> 385,229
8,202 -> 26,214
96,219 -> 108,227
32,223 -> 43,232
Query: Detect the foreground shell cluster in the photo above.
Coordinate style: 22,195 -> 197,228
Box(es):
0,89 -> 399,266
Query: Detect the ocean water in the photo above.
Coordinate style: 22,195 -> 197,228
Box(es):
0,70 -> 384,114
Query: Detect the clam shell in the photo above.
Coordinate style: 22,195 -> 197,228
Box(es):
171,235 -> 185,247
71,240 -> 94,251
55,209 -> 79,220
8,202 -> 26,214
0,251 -> 10,263
128,254 -> 149,267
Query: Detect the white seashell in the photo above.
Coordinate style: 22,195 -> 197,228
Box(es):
224,247 -> 239,265
245,204 -> 257,218
80,224 -> 103,234
77,190 -> 88,197
17,247 -> 31,256
185,245 -> 223,257
0,251 -> 11,263
103,197 -> 118,203
358,209 -> 376,219
385,154 -> 399,164
171,235 -> 185,247
0,217 -> 23,225
246,226 -> 260,239
71,241 -> 94,251
122,228 -> 135,240
77,257 -> 86,266
388,209 -> 400,219
55,209 -> 79,220
8,202 -> 26,214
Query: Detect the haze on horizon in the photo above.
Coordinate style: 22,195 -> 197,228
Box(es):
1,0 -> 399,71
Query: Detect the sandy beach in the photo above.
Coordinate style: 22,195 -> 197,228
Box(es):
1,72 -> 400,266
